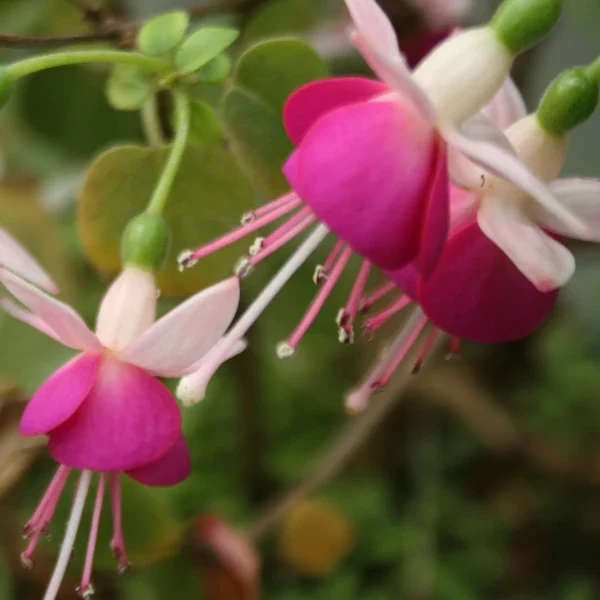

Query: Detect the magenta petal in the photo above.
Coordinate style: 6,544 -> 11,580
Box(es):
283,77 -> 388,146
387,264 -> 418,301
126,434 -> 191,487
418,223 -> 559,343
49,358 -> 181,472
289,100 -> 436,269
20,353 -> 100,436
418,138 -> 449,278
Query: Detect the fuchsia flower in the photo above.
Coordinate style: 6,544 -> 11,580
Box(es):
177,0 -> 577,405
346,80 -> 600,412
0,266 -> 240,598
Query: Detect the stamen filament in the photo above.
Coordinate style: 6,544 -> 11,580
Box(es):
314,240 -> 344,285
25,466 -> 70,536
338,261 -> 371,343
345,307 -> 426,414
184,196 -> 302,264
412,326 -> 440,374
243,193 -> 297,222
283,246 -> 353,353
78,474 -> 106,596
359,281 -> 396,313
249,214 -> 316,267
109,473 -> 129,572
43,470 -> 93,600
177,224 -> 330,405
259,206 -> 313,250
363,295 -> 411,337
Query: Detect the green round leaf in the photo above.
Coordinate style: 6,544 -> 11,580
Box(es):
235,37 -> 328,113
175,26 -> 240,75
188,100 -> 224,146
222,87 -> 292,196
78,144 -> 257,296
137,10 -> 190,57
197,53 -> 232,83
106,64 -> 152,111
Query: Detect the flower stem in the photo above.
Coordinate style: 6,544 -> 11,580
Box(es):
145,89 -> 190,216
141,94 -> 165,147
6,49 -> 170,79
43,470 -> 92,600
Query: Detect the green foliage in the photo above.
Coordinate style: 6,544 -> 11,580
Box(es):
223,37 -> 328,195
187,99 -> 224,146
78,144 -> 257,296
175,26 -> 240,75
121,212 -> 170,272
106,64 -> 152,111
196,53 -> 232,83
137,11 -> 190,58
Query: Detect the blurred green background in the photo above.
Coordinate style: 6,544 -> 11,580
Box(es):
1,0 -> 600,598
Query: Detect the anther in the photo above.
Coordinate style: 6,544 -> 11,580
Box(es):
248,237 -> 265,256
177,250 -> 197,271
276,342 -> 295,359
234,256 -> 254,278
20,553 -> 34,569
76,583 -> 95,598
240,211 -> 256,225
116,562 -> 131,576
313,265 -> 328,285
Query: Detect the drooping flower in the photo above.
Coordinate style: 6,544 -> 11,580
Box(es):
177,0 -> 567,405
0,266 -> 240,598
347,65 -> 600,412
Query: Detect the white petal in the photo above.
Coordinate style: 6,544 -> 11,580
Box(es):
121,277 -> 240,378
0,227 -> 57,293
0,298 -> 61,342
447,113 -> 515,190
482,77 -> 527,129
0,269 -> 101,351
345,0 -> 400,57
533,178 -> 600,240
444,125 -> 589,239
478,195 -> 575,291
351,32 -> 435,122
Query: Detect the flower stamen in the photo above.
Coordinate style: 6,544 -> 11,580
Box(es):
337,260 -> 371,344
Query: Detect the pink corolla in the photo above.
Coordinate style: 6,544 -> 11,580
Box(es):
176,0 -> 566,405
0,266 -> 240,598
346,75 -> 600,412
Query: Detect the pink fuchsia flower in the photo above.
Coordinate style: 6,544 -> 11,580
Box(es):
0,225 -> 57,293
0,266 -> 239,599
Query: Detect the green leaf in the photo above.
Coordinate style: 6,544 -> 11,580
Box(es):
222,87 -> 292,195
197,53 -> 232,83
175,27 -> 239,75
242,0 -> 324,46
106,64 -> 152,111
235,37 -> 327,113
188,100 -> 224,146
78,144 -> 257,296
137,10 -> 190,57
222,38 -> 327,195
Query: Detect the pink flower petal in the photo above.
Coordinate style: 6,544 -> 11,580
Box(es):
537,178 -> 600,240
49,358 -> 181,472
0,227 -> 57,293
482,77 -> 527,129
478,195 -> 575,291
283,77 -> 389,146
449,187 -> 480,231
418,137 -> 449,277
351,32 -> 435,122
0,270 -> 102,352
20,353 -> 100,436
121,277 -> 240,378
286,100 -> 436,269
443,124 -> 589,238
126,434 -> 191,486
387,264 -> 418,300
0,298 -> 61,342
419,222 -> 559,343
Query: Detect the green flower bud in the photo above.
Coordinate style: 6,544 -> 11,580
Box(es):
121,212 -> 170,273
491,0 -> 562,54
0,68 -> 15,108
537,68 -> 599,135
